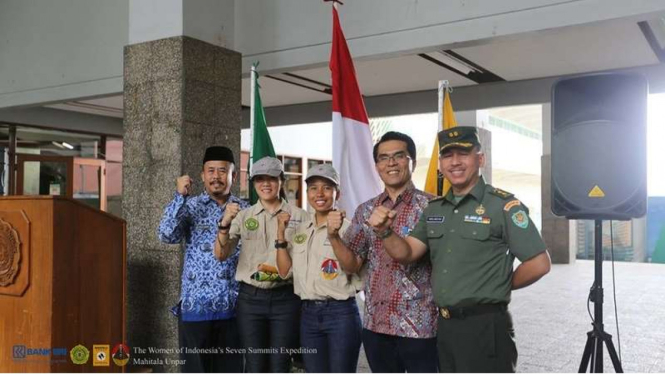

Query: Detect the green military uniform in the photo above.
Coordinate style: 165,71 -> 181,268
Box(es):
409,126 -> 547,373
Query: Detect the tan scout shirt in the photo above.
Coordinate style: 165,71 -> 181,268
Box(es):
289,215 -> 362,300
228,200 -> 309,289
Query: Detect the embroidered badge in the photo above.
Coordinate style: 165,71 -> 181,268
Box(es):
475,204 -> 486,215
464,215 -> 490,225
294,233 -> 307,244
464,215 -> 483,223
244,218 -> 259,231
321,259 -> 339,280
512,210 -> 529,229
503,200 -> 521,212
427,216 -> 445,223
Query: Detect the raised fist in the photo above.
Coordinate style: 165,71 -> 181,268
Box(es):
368,206 -> 396,232
221,203 -> 241,226
177,175 -> 193,196
276,211 -> 291,233
327,210 -> 346,236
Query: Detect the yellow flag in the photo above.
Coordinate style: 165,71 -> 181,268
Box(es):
424,88 -> 457,196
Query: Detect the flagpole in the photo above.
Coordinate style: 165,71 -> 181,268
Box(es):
250,64 -> 257,176
437,80 -> 447,132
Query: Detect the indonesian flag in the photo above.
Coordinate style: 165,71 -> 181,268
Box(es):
330,6 -> 382,214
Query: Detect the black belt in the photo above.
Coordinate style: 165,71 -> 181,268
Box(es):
439,303 -> 507,320
302,297 -> 355,307
239,282 -> 294,295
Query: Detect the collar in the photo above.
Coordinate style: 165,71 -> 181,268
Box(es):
377,181 -> 417,206
306,212 -> 329,230
200,191 -> 214,205
255,199 -> 289,216
201,191 -> 239,208
444,176 -> 486,205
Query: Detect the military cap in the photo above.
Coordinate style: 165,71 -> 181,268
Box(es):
306,163 -> 340,186
438,126 -> 481,154
250,156 -> 283,178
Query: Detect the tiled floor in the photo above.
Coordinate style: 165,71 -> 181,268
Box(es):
355,260 -> 665,373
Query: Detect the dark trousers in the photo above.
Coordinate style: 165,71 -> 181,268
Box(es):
178,317 -> 243,373
436,309 -> 517,373
300,298 -> 362,373
236,283 -> 302,373
362,329 -> 438,373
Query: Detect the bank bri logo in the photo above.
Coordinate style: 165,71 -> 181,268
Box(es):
12,345 -> 26,359
12,345 -> 64,360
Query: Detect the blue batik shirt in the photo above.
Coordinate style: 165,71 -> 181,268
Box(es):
158,192 -> 250,322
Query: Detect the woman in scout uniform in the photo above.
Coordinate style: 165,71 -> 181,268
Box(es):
275,164 -> 363,373
214,156 -> 309,373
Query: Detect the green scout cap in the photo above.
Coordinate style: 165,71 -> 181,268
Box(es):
306,164 -> 340,186
251,156 -> 283,178
438,126 -> 481,154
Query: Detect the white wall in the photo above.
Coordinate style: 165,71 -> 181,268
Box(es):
3,0 -> 665,110
129,0 -> 235,48
128,0 -> 182,45
0,0 -> 129,108
184,0 -> 234,49
235,0 -> 665,74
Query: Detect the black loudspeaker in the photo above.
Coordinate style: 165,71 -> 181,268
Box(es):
551,72 -> 648,220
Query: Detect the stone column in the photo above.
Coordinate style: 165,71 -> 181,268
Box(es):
123,36 -> 240,371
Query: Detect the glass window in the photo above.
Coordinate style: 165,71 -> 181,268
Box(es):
282,156 -> 302,208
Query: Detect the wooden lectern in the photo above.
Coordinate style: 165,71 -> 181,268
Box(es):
0,196 -> 126,372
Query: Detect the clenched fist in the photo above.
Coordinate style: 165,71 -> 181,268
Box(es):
277,211 -> 291,231
327,210 -> 346,237
221,203 -> 241,226
177,175 -> 193,196
368,206 -> 397,232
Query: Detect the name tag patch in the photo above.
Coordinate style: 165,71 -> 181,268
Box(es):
427,216 -> 445,223
464,215 -> 491,225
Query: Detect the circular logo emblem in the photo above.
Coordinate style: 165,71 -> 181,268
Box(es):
244,218 -> 259,231
320,259 -> 339,280
111,344 -> 130,367
0,218 -> 21,287
294,233 -> 307,244
475,204 -> 486,215
70,345 -> 90,365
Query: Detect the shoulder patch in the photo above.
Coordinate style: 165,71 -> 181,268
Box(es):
503,199 -> 522,211
489,187 -> 514,200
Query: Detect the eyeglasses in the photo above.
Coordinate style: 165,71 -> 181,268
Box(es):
376,152 -> 411,165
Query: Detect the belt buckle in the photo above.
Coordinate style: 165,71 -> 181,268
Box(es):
440,307 -> 451,319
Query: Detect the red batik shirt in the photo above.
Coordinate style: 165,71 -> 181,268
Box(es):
343,183 -> 438,338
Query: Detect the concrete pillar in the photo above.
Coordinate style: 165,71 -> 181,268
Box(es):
541,103 -> 574,264
122,35 -> 240,371
632,216 -> 647,261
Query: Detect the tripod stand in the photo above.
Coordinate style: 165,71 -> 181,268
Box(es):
578,220 -> 623,373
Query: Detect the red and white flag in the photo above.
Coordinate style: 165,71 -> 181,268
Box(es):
330,6 -> 382,214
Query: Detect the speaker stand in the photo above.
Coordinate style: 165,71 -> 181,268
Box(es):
578,220 -> 623,373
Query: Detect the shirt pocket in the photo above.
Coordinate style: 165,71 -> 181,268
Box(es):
426,224 -> 446,242
241,227 -> 262,241
460,222 -> 491,241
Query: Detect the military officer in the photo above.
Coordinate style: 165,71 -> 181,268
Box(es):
371,126 -> 552,373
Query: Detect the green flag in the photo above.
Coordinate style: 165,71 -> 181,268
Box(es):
248,66 -> 276,204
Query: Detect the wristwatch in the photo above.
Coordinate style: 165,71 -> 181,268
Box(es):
274,240 -> 288,249
376,228 -> 393,239
218,221 -> 231,231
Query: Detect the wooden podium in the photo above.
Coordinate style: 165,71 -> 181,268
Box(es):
0,196 -> 126,372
